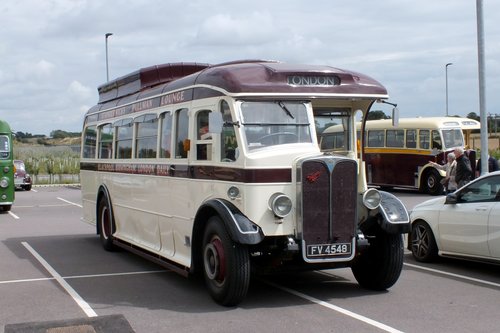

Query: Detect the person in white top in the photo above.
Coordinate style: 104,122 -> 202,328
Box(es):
429,152 -> 457,193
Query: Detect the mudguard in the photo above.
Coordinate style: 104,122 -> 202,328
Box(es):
200,199 -> 265,245
377,191 -> 411,234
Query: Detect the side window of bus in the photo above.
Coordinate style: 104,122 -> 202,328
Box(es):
431,130 -> 442,150
174,108 -> 189,159
98,124 -> 113,159
406,129 -> 417,148
419,130 -> 430,149
196,110 -> 212,161
221,100 -> 238,162
367,130 -> 384,147
135,114 -> 158,158
160,112 -> 172,158
82,126 -> 97,158
114,118 -> 133,159
386,130 -> 404,148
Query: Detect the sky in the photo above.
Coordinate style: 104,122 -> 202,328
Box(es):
0,0 -> 499,136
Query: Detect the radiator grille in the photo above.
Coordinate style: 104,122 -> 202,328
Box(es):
300,157 -> 357,262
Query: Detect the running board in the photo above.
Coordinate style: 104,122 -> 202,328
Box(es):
113,238 -> 190,277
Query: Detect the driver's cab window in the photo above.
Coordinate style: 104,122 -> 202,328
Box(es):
220,100 -> 238,162
459,176 -> 500,203
431,130 -> 442,150
196,110 -> 212,160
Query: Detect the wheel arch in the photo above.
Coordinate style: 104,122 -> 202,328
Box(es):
191,199 -> 264,274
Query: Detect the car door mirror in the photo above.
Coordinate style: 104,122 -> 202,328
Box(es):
445,193 -> 457,204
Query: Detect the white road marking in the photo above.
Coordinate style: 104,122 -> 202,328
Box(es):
404,262 -> 500,288
57,197 -> 82,208
264,280 -> 405,333
0,277 -> 54,284
21,242 -> 98,317
0,270 -> 168,285
8,211 -> 20,219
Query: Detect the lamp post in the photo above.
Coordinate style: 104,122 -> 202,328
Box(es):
105,33 -> 113,82
445,62 -> 453,116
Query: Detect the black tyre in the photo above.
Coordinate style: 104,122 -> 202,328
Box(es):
425,169 -> 443,195
202,216 -> 250,306
410,220 -> 438,262
23,185 -> 32,191
97,195 -> 116,251
1,205 -> 12,212
351,232 -> 404,290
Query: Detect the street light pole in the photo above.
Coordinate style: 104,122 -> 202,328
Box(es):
445,62 -> 453,116
105,33 -> 113,82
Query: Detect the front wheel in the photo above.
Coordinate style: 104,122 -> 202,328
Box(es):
202,216 -> 250,306
425,169 -> 443,195
351,232 -> 404,290
410,221 -> 438,262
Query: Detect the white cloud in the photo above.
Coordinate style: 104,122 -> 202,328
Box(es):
67,81 -> 92,101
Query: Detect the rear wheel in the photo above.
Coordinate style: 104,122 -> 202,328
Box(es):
202,216 -> 250,306
1,205 -> 12,212
351,232 -> 403,290
410,221 -> 438,262
97,195 -> 116,251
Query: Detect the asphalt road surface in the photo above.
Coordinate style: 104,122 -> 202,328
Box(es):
1,187 -> 499,333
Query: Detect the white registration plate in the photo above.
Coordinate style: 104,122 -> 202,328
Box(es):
307,243 -> 351,257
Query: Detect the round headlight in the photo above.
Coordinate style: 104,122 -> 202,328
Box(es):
3,166 -> 10,173
270,193 -> 292,218
363,188 -> 381,209
0,177 -> 9,188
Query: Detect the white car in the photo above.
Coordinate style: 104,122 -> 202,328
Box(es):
410,171 -> 500,263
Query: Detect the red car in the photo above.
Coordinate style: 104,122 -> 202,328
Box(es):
14,160 -> 32,191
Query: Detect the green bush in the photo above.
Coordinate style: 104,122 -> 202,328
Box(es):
14,146 -> 80,175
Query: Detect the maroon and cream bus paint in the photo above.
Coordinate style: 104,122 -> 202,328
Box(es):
80,60 -> 410,306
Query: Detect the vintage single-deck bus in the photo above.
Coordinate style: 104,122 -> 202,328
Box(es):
80,60 -> 410,306
320,117 -> 479,195
0,119 -> 14,212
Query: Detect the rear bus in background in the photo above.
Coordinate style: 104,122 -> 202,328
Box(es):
0,119 -> 14,212
320,117 -> 479,195
80,60 -> 410,306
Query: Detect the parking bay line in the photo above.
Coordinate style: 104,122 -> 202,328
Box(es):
22,241 -> 98,317
8,211 -> 20,219
57,197 -> 82,208
404,262 -> 500,288
263,280 -> 404,333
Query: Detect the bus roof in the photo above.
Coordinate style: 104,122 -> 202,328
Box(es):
86,60 -> 388,117
362,117 -> 480,130
0,119 -> 12,133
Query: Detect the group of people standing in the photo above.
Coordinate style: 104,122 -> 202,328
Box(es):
429,147 -> 499,194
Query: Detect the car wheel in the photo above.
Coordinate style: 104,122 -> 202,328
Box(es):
1,205 -> 12,212
351,232 -> 404,290
411,220 -> 438,262
98,195 -> 116,251
202,216 -> 250,306
23,185 -> 32,191
425,169 -> 444,195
